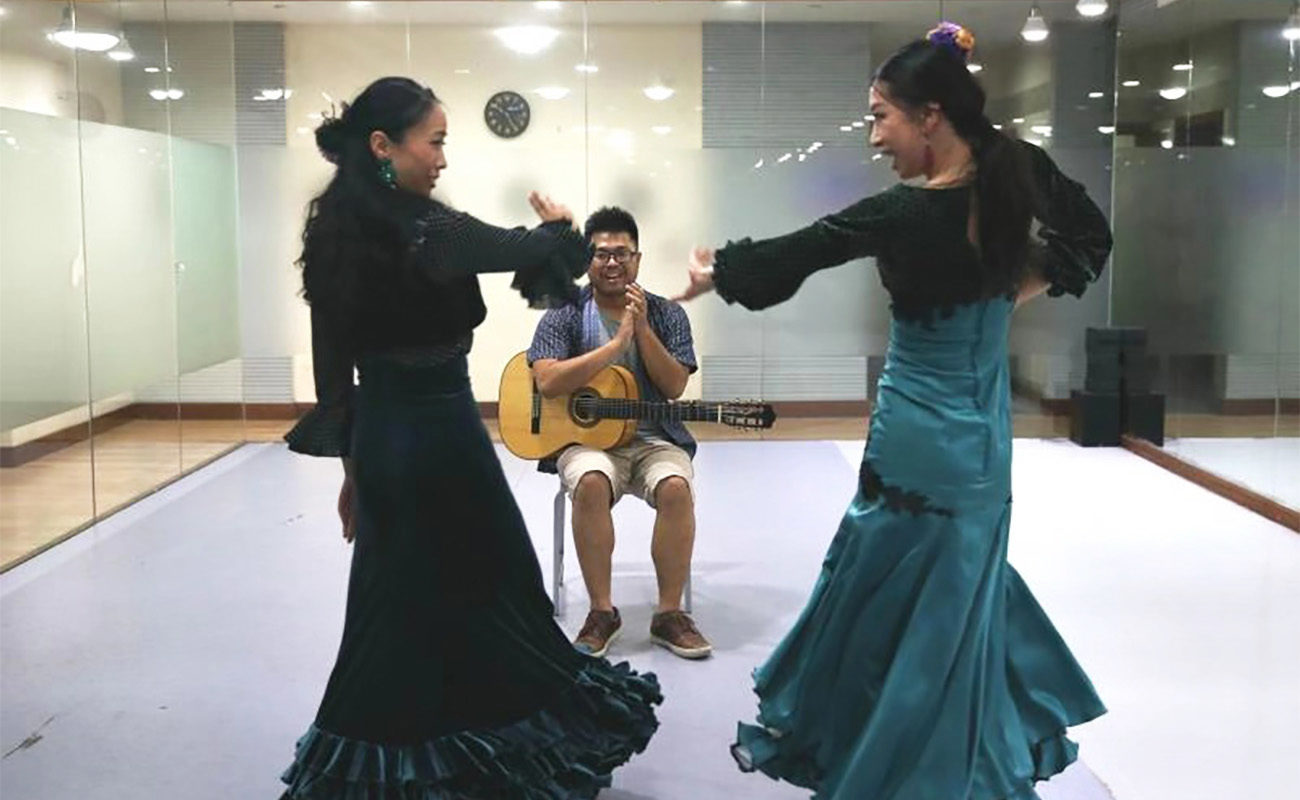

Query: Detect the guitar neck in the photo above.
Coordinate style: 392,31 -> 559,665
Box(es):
581,399 -> 726,423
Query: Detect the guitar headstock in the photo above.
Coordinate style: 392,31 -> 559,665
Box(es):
719,402 -> 777,430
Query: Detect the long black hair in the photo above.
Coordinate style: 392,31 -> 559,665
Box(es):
298,77 -> 440,340
874,38 -> 1037,295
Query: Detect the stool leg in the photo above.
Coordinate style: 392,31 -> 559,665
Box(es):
553,488 -> 566,617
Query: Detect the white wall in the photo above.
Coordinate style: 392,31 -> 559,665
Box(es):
0,1 -> 125,125
244,22 -> 707,402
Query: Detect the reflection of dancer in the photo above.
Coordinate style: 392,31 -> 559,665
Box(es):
676,26 -> 1111,799
279,77 -> 659,799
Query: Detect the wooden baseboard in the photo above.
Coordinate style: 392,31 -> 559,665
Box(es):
246,403 -> 314,420
1035,398 -> 1071,414
0,409 -> 135,468
770,400 -> 871,418
2,399 -> 872,465
1219,398 -> 1300,415
224,400 -> 854,420
1121,434 -> 1299,532
1009,378 -> 1072,415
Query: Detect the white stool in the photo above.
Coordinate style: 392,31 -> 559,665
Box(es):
552,486 -> 692,617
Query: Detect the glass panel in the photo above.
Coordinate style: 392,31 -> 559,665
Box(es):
403,0 -> 591,397
964,0 -> 1116,438
232,0 -> 415,444
580,1 -> 769,437
727,0 -> 890,439
0,0 -> 96,567
1114,0 -> 1297,509
160,0 -> 243,472
76,0 -> 183,519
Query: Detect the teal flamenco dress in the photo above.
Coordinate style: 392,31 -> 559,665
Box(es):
717,143 -> 1113,799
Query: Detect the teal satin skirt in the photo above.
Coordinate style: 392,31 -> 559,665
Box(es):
734,301 -> 1106,799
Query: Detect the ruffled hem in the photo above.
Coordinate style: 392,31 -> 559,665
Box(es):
731,721 -> 1089,800
710,241 -> 742,306
711,237 -> 803,311
1028,727 -> 1080,782
284,404 -> 352,458
731,722 -> 820,791
510,221 -> 590,310
280,660 -> 661,800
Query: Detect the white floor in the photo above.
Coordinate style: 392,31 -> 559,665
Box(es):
1,439 -> 1297,799
1163,437 -> 1300,509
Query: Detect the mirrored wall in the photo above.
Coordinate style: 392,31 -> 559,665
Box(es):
1,0 -> 242,568
2,0 -> 1296,570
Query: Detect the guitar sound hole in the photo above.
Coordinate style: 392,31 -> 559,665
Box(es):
569,390 -> 601,428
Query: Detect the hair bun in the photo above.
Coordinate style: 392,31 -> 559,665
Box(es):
927,21 -> 975,63
314,116 -> 351,164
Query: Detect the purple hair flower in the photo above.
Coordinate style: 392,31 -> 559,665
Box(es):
927,22 -> 976,63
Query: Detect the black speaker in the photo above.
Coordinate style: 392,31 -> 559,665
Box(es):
1085,327 -> 1124,355
1123,393 -> 1165,446
1085,362 -> 1123,394
1122,361 -> 1152,395
1080,327 -> 1159,446
1070,390 -> 1122,447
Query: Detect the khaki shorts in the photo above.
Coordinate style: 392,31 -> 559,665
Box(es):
557,437 -> 695,509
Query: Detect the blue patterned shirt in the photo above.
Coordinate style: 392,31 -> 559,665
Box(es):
527,285 -> 698,471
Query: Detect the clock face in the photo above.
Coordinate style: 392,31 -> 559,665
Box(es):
484,90 -> 530,139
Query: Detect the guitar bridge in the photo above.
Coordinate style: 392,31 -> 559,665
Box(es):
530,379 -> 541,434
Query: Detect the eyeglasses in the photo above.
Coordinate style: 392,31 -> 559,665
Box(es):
592,248 -> 639,265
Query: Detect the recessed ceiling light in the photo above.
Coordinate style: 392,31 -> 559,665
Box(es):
1076,0 -> 1108,18
494,26 -> 559,56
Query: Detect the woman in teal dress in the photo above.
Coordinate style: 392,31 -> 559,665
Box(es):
676,25 -> 1110,800
279,77 -> 660,799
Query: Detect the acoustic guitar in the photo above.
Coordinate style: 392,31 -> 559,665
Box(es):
498,352 -> 776,460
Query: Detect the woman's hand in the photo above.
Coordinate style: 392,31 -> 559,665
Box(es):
338,476 -> 356,543
1015,270 -> 1051,309
528,191 -> 574,226
672,246 -> 716,303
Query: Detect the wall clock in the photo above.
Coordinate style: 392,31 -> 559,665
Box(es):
484,90 -> 530,139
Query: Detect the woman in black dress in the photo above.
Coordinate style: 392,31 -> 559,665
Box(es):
279,77 -> 661,800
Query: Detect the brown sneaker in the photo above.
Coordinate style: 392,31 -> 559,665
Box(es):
573,607 -> 621,658
650,610 -> 713,659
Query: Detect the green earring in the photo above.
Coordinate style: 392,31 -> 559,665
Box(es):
377,158 -> 397,188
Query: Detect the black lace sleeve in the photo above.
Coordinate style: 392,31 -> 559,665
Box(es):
1020,142 -> 1113,298
284,306 -> 354,458
712,189 -> 896,311
407,206 -> 590,308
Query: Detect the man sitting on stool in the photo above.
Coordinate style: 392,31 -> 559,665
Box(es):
527,206 -> 711,660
